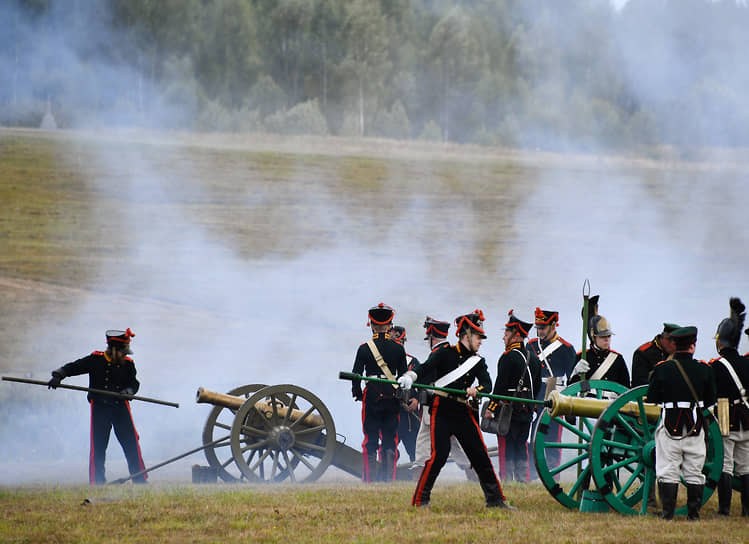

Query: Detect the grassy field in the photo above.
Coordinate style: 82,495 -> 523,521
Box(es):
2,481 -> 748,544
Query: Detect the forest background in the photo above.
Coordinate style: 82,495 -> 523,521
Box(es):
3,0 -> 748,151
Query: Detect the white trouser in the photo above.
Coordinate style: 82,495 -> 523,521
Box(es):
655,422 -> 706,485
413,407 -> 470,469
722,428 -> 749,476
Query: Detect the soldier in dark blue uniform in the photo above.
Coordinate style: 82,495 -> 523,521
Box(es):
527,308 -> 576,480
390,325 -> 421,464
486,310 -> 541,483
411,317 -> 474,479
398,310 -> 510,508
709,297 -> 749,516
632,323 -> 679,387
47,329 -> 146,485
351,303 -> 408,482
647,326 -> 717,521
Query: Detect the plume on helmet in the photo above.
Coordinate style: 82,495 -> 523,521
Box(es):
715,297 -> 746,349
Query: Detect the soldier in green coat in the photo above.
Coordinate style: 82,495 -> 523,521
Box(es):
647,326 -> 717,521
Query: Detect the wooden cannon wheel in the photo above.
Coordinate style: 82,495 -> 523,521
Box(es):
202,384 -> 267,482
533,380 -> 629,510
230,384 -> 337,483
589,385 -> 724,515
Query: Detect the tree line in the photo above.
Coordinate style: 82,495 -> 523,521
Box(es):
2,0 -> 748,151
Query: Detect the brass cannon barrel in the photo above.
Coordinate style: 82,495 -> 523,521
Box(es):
546,390 -> 662,422
196,386 -> 324,426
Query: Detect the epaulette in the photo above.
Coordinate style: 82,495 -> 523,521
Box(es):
431,342 -> 452,353
125,356 -> 133,362
92,350 -> 105,356
558,337 -> 572,347
653,359 -> 670,368
637,341 -> 654,352
707,357 -> 721,365
698,359 -> 710,366
609,349 -> 622,355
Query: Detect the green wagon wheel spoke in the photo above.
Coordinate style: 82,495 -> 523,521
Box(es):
601,453 -> 640,475
556,417 -> 592,441
639,469 -> 656,515
567,466 -> 592,498
635,397 -> 655,440
550,452 -> 589,477
614,463 -> 645,500
581,417 -> 596,434
590,387 -> 652,514
608,413 -> 647,446
601,437 -> 642,452
545,441 -> 590,450
533,380 -> 628,510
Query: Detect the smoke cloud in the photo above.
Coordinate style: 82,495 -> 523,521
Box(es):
1,0 -> 748,485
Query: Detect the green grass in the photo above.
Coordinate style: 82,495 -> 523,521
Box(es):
1,481 -> 746,544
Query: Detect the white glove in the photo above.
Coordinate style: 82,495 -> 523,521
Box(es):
572,359 -> 590,377
397,371 -> 417,391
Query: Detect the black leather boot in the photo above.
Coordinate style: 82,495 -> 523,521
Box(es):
380,449 -> 396,482
741,474 -> 749,517
363,454 -> 377,483
717,472 -> 733,516
658,482 -> 678,520
686,484 -> 703,521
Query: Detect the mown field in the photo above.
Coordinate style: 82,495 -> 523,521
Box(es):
2,481 -> 748,544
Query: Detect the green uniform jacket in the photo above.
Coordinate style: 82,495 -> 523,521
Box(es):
647,352 -> 717,436
631,335 -> 668,387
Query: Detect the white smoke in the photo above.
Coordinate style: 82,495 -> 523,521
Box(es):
2,0 -> 749,486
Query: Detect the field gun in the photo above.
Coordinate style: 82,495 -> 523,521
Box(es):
343,373 -> 724,515
195,383 -> 414,483
534,381 -> 724,515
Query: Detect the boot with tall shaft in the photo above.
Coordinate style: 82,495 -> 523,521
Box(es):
658,482 -> 678,520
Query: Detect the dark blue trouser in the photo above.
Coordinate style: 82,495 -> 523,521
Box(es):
89,401 -> 146,485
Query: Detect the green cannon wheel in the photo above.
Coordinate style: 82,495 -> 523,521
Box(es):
533,380 -> 628,510
230,384 -> 337,483
589,385 -> 723,515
